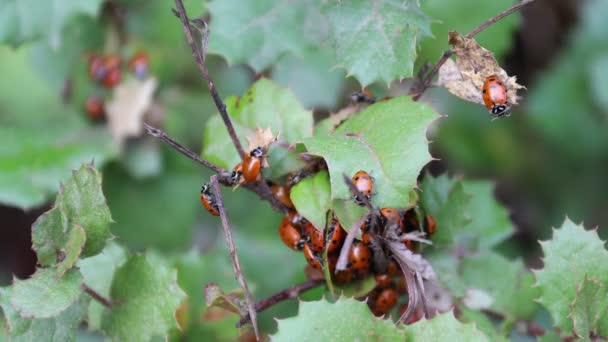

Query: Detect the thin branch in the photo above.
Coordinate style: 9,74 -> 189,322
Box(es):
82,284 -> 114,308
172,0 -> 246,159
236,278 -> 325,327
409,0 -> 537,101
143,123 -> 225,174
210,176 -> 259,341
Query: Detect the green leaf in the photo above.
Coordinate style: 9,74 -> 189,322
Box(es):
10,268 -> 83,319
102,255 -> 186,342
202,78 -> 313,178
77,242 -> 127,331
272,48 -> 346,109
31,206 -> 70,266
0,0 -> 102,48
419,174 -> 471,246
323,0 -> 431,86
55,225 -> 86,277
273,297 -> 405,341
569,276 -> 608,339
405,311 -> 488,341
207,0 -> 325,71
458,307 -> 506,341
301,97 -> 436,208
290,171 -> 331,229
0,289 -> 87,342
534,218 -> 608,335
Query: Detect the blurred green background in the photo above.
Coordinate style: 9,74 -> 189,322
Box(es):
1,0 -> 606,339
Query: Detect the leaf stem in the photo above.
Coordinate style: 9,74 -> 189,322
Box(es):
82,284 -> 114,308
210,176 -> 259,341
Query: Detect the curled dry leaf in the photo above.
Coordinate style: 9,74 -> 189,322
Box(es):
203,283 -> 246,316
423,280 -> 453,315
437,32 -> 525,108
106,77 -> 158,145
245,127 -> 279,167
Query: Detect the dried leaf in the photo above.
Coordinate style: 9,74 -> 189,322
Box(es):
106,77 -> 158,145
245,127 -> 278,167
438,32 -> 524,107
204,283 -> 246,316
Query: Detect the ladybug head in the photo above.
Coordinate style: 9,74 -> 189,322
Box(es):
200,183 -> 210,194
491,104 -> 511,117
250,146 -> 264,158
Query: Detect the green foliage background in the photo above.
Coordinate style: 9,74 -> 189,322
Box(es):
1,0 -> 608,340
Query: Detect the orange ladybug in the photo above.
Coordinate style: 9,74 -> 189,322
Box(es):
349,240 -> 371,278
303,243 -> 322,270
230,162 -> 243,186
242,147 -> 263,183
325,218 -> 346,253
279,215 -> 305,251
302,223 -> 324,254
375,274 -> 392,289
200,184 -> 219,216
84,95 -> 105,121
482,75 -> 510,116
424,215 -> 437,236
373,288 -> 398,316
271,184 -> 294,209
352,170 -> 373,206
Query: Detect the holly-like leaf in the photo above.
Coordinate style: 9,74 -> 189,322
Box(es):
569,276 -> 608,339
273,297 -> 405,341
323,0 -> 432,86
0,0 -> 102,48
0,289 -> 87,342
290,171 -> 331,230
301,97 -> 436,209
534,218 -> 608,335
207,0 -> 325,71
202,79 -> 313,178
10,268 -> 83,319
77,242 -> 127,330
102,255 -> 186,341
405,311 -> 488,341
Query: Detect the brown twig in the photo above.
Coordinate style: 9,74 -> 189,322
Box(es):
172,0 -> 246,159
409,0 -> 537,101
82,284 -> 114,308
236,278 -> 325,327
210,176 -> 259,341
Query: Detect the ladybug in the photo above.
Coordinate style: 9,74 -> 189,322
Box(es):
395,275 -> 407,294
102,67 -> 122,88
482,75 -> 510,116
325,218 -> 346,253
360,214 -> 376,245
287,211 -> 308,229
380,208 -> 401,226
302,223 -> 324,254
375,274 -> 392,289
279,215 -> 305,251
230,162 -> 243,186
350,89 -> 376,104
326,253 -> 354,285
349,240 -> 372,278
373,288 -> 398,316
88,54 -> 106,82
352,171 -> 373,206
103,54 -> 122,70
424,215 -> 437,236
128,51 -> 150,79
271,184 -> 294,209
200,183 -> 219,216
303,243 -> 322,270
242,147 -> 264,183
84,95 -> 105,121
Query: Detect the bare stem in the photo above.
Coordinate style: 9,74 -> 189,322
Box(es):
236,278 -> 325,327
172,0 -> 246,159
210,176 -> 259,341
410,0 -> 537,101
82,284 -> 114,308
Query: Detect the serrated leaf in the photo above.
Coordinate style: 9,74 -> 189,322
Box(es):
207,0 -> 325,71
55,225 -> 86,277
77,242 -> 127,331
1,290 -> 87,342
0,0 -> 102,48
31,206 -> 70,266
10,268 -> 83,319
569,276 -> 608,339
290,171 -> 331,229
420,174 -> 472,246
202,79 -> 313,178
302,97 -> 436,208
102,255 -> 186,342
405,311 -> 488,341
534,218 -> 608,334
273,297 -> 405,341
323,0 -> 431,86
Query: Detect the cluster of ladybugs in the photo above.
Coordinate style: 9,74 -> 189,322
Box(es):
84,51 -> 150,121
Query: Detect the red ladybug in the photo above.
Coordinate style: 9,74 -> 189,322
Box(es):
375,274 -> 392,289
128,51 -> 150,79
482,75 -> 510,116
102,68 -> 122,88
352,170 -> 373,206
303,243 -> 322,270
279,215 -> 305,251
302,223 -> 324,254
373,288 -> 398,316
325,218 -> 346,253
271,184 -> 294,209
84,95 -> 105,121
200,184 -> 219,216
88,54 -> 106,82
242,147 -> 264,183
349,240 -> 371,278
